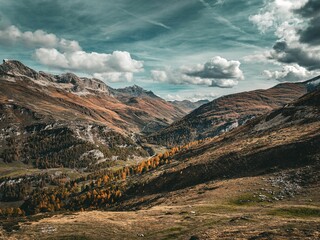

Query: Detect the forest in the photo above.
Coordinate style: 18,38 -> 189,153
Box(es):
0,140 -> 204,217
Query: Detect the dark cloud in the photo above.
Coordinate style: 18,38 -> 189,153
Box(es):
295,0 -> 320,18
295,0 -> 320,45
269,41 -> 320,70
299,16 -> 320,45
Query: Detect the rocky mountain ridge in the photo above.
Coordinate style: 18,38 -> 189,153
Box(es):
0,60 -> 200,169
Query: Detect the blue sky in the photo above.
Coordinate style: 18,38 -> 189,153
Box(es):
0,0 -> 319,101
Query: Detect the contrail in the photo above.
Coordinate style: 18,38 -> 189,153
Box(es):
119,7 -> 171,30
198,0 -> 247,34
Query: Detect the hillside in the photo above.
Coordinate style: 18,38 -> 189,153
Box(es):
0,60 -> 189,169
0,60 -> 188,134
130,88 -> 320,195
1,85 -> 319,240
147,79 -> 318,146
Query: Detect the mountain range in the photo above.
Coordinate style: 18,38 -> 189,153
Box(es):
148,79 -> 319,146
0,60 -> 207,168
0,60 -> 319,239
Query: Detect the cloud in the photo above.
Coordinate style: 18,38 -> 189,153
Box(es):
264,64 -> 318,82
151,69 -> 213,86
34,48 -> 143,82
268,40 -> 320,70
249,11 -> 274,33
186,56 -> 244,80
294,0 -> 320,46
152,56 -> 243,88
249,0 -> 308,33
248,0 -> 320,80
0,25 -> 81,52
0,25 -> 143,83
93,72 -> 133,83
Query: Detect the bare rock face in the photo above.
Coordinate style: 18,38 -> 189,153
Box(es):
54,73 -> 110,93
115,85 -> 159,98
0,60 -> 110,93
0,60 -> 42,80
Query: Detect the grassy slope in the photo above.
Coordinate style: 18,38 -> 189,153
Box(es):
1,167 -> 319,239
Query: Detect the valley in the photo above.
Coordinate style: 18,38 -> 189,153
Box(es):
0,60 -> 319,239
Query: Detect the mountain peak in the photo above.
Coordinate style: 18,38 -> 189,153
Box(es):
55,72 -> 81,84
117,85 -> 158,98
0,60 -> 110,93
0,59 -> 41,79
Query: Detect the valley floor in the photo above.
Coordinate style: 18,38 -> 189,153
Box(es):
1,167 -> 319,240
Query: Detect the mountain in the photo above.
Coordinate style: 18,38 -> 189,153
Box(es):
4,87 -> 319,240
169,99 -> 210,113
0,60 -> 188,133
127,87 -> 320,195
147,79 -> 319,146
0,60 -> 187,168
113,84 -> 159,98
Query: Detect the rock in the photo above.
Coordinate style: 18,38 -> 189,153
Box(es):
258,194 -> 267,201
189,235 -> 200,240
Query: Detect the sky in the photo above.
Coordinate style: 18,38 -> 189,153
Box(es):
0,0 -> 319,101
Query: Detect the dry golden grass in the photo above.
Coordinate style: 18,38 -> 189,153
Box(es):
1,170 -> 319,240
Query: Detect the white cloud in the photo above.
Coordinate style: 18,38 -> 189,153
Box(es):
249,11 -> 274,33
35,48 -> 143,81
0,25 -> 143,83
247,0 -> 320,79
249,0 -> 308,33
264,64 -> 318,82
0,25 -> 81,52
93,72 -> 133,82
187,56 -> 244,80
211,79 -> 238,88
151,69 -> 212,86
34,48 -> 69,68
151,56 -> 244,88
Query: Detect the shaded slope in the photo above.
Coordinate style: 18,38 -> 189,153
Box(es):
129,89 -> 320,195
147,80 -> 316,146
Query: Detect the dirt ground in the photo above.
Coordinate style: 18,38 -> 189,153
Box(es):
1,168 -> 319,240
